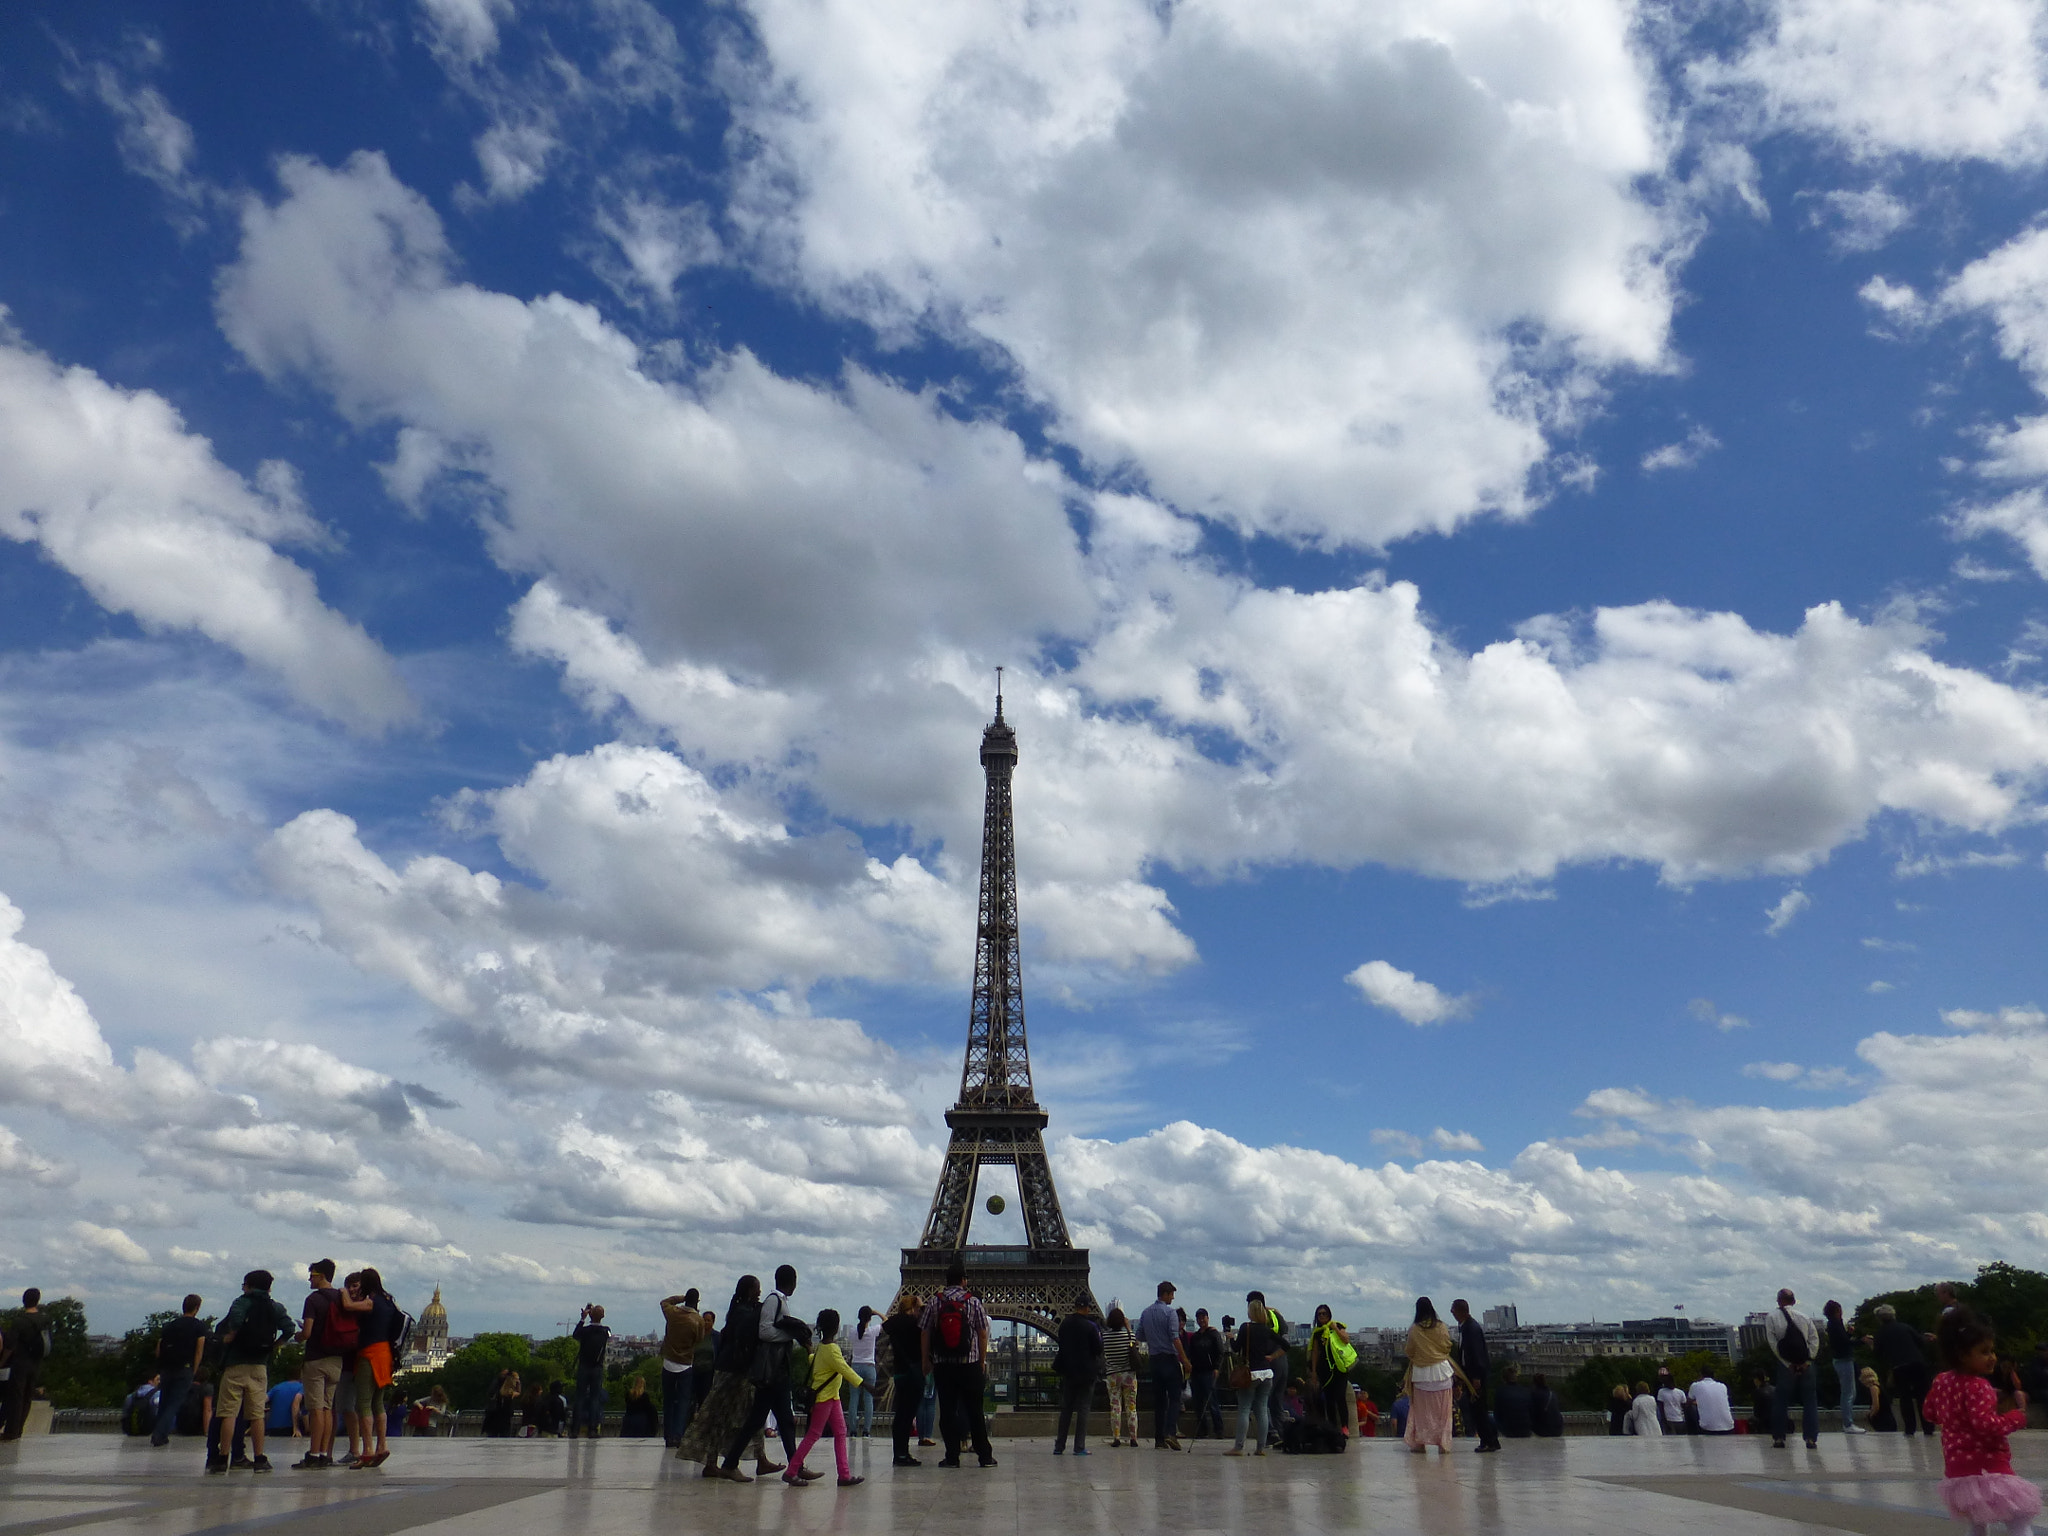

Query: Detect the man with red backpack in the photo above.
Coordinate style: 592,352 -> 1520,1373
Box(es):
295,1260 -> 354,1469
919,1259 -> 996,1469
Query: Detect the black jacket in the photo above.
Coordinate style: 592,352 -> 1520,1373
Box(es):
1456,1317 -> 1489,1380
1056,1314 -> 1105,1379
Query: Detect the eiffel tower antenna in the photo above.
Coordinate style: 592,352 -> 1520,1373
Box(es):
899,690 -> 1091,1331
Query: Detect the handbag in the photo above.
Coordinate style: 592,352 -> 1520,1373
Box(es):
1229,1352 -> 1255,1391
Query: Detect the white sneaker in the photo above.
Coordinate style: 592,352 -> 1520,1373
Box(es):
1845,1425 -> 1868,1434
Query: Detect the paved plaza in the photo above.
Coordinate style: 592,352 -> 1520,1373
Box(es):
6,1431 -> 2041,1536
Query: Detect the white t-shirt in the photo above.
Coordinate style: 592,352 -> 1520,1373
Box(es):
1688,1377 -> 1735,1432
846,1319 -> 878,1365
1657,1385 -> 1688,1423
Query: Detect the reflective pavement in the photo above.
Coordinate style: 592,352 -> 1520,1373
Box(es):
5,1429 -> 2038,1536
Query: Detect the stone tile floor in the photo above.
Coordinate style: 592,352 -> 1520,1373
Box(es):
5,1430 -> 2040,1536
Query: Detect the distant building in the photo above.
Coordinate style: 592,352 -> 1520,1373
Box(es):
404,1285 -> 451,1369
1739,1312 -> 1773,1357
1482,1304 -> 1519,1332
606,1333 -> 661,1369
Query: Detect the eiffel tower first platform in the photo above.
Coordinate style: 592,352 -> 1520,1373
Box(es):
898,685 -> 1092,1336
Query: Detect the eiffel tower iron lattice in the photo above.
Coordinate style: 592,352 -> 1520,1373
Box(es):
899,684 -> 1092,1335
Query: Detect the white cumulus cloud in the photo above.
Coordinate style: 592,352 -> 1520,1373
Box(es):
1346,960 -> 1474,1026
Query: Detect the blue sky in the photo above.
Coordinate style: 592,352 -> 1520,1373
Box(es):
4,0 -> 2048,1338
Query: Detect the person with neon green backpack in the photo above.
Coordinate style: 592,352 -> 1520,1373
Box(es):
1308,1306 -> 1359,1431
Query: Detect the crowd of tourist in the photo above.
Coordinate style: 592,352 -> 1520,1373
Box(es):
10,1264 -> 2046,1534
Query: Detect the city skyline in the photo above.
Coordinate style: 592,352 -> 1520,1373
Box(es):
3,0 -> 2048,1335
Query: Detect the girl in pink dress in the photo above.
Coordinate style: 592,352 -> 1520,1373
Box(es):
1924,1309 -> 2041,1536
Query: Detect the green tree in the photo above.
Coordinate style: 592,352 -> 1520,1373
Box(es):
1562,1354 -> 1660,1412
438,1333 -> 532,1410
530,1334 -> 579,1386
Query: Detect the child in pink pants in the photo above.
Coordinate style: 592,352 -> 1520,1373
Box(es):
786,1308 -> 864,1488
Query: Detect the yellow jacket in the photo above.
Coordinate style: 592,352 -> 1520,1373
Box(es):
809,1341 -> 862,1402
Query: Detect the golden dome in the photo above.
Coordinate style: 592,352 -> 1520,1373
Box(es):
421,1285 -> 448,1324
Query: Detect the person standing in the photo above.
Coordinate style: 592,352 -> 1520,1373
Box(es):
209,1270 -> 295,1474
1924,1308 -> 2041,1536
1822,1300 -> 1866,1434
1228,1295 -> 1287,1456
1402,1297 -> 1461,1455
1137,1282 -> 1189,1450
152,1295 -> 208,1448
349,1269 -> 399,1468
1449,1300 -> 1500,1452
1052,1296 -> 1103,1455
1868,1304 -> 1932,1436
658,1288 -> 703,1447
921,1258 -> 996,1468
570,1304 -> 610,1439
295,1260 -> 349,1469
1100,1307 -> 1138,1447
1,1289 -> 50,1441
1308,1305 -> 1355,1433
691,1310 -> 718,1432
1186,1309 -> 1225,1440
846,1306 -> 881,1439
1765,1287 -> 1822,1449
881,1294 -> 925,1467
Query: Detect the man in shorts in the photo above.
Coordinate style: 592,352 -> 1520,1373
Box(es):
210,1271 -> 293,1474
296,1260 -> 344,1469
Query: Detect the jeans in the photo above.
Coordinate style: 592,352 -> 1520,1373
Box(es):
1189,1371 -> 1221,1437
1054,1373 -> 1093,1451
1835,1358 -> 1858,1431
1773,1362 -> 1820,1444
849,1362 -> 877,1437
931,1360 -> 993,1463
1150,1356 -> 1184,1443
892,1370 -> 924,1458
661,1367 -> 693,1444
1234,1376 -> 1271,1450
572,1366 -> 606,1438
152,1366 -> 195,1446
792,1397 -> 850,1479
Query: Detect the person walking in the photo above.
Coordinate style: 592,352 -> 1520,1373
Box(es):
1868,1304 -> 1932,1436
1052,1296 -> 1103,1455
570,1304 -> 610,1439
1187,1309 -> 1225,1439
1228,1294 -> 1288,1456
1822,1300 -> 1866,1435
152,1294 -> 209,1448
784,1308 -> 863,1488
846,1306 -> 881,1440
1101,1307 -> 1138,1447
1449,1300 -> 1500,1452
680,1276 -> 789,1483
1402,1298 -> 1463,1455
881,1294 -> 925,1467
658,1288 -> 703,1447
1766,1288 -> 1822,1449
749,1266 -> 809,1468
1137,1282 -> 1190,1450
1924,1308 -> 2041,1536
921,1258 -> 996,1468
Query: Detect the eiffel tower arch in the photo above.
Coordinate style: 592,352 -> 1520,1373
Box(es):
898,684 -> 1093,1336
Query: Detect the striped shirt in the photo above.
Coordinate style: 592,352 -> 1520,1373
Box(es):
1102,1325 -> 1135,1376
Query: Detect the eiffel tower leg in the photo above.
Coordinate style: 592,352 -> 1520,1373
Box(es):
920,1137 -> 981,1250
1013,1132 -> 1071,1249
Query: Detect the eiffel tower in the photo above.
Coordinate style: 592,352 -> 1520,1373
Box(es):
899,681 -> 1092,1334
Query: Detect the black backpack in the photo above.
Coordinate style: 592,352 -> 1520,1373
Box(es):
227,1296 -> 290,1356
1777,1308 -> 1812,1366
390,1307 -> 417,1359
